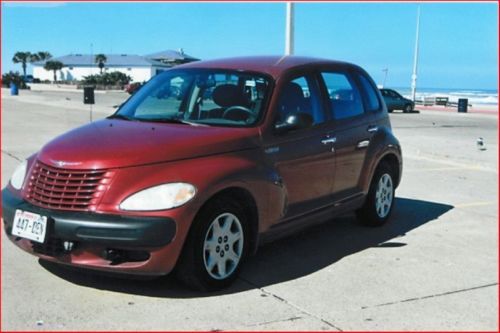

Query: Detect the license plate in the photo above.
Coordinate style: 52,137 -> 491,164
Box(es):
12,210 -> 48,243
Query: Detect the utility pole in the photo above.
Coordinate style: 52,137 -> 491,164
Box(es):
410,5 -> 421,102
285,2 -> 294,55
382,68 -> 389,88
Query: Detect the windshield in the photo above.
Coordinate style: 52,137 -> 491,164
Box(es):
115,69 -> 271,127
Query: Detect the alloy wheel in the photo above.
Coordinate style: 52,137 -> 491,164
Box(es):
203,213 -> 244,280
375,173 -> 393,218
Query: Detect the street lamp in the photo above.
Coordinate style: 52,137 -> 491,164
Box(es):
382,68 -> 389,88
285,2 -> 294,55
410,5 -> 421,102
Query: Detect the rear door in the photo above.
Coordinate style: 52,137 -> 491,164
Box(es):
318,71 -> 375,200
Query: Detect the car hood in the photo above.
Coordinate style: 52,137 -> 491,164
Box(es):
37,119 -> 261,169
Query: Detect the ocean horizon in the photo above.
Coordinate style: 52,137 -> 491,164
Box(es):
386,87 -> 498,106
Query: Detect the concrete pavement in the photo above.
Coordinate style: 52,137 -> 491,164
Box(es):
1,89 -> 498,330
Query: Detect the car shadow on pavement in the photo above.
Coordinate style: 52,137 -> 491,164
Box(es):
39,197 -> 453,298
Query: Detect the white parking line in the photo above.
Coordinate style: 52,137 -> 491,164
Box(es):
404,153 -> 498,174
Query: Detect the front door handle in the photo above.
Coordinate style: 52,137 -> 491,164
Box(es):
367,125 -> 378,133
321,137 -> 337,145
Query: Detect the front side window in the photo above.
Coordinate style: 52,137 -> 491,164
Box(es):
115,69 -> 270,127
321,72 -> 364,120
276,76 -> 325,125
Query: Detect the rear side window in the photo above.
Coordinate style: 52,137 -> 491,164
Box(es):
321,72 -> 364,120
357,74 -> 381,112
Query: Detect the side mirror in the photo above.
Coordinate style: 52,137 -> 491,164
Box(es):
274,112 -> 313,134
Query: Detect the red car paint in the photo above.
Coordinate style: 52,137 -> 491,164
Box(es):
3,56 -> 402,285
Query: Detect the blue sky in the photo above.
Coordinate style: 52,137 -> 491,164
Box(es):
1,2 -> 498,89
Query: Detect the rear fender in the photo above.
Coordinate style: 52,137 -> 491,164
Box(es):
358,126 -> 402,193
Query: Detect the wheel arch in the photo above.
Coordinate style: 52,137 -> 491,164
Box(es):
194,186 -> 260,256
378,153 -> 401,188
360,127 -> 403,193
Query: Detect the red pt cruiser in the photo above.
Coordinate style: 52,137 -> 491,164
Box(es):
3,56 -> 402,291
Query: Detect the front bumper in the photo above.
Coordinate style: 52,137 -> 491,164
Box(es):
2,188 -> 178,275
2,188 -> 176,247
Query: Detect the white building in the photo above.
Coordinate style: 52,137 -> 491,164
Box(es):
32,50 -> 198,83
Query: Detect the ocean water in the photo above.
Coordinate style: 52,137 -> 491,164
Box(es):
389,87 -> 498,106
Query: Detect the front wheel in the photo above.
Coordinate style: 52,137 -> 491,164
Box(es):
356,163 -> 395,226
175,198 -> 248,291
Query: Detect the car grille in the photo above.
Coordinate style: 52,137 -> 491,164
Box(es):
26,161 -> 114,211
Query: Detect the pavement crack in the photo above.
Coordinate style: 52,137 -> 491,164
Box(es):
245,316 -> 303,327
239,276 -> 343,331
362,282 -> 498,309
1,149 -> 22,162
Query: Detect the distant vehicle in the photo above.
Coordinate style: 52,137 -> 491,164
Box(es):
125,82 -> 143,95
380,88 -> 414,113
23,75 -> 34,83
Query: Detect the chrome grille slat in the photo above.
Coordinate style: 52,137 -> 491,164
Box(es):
26,161 -> 112,211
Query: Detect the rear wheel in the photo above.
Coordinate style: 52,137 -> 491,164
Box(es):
175,198 -> 248,291
356,162 -> 395,226
403,104 -> 413,113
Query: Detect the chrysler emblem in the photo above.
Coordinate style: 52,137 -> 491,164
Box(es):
51,160 -> 82,167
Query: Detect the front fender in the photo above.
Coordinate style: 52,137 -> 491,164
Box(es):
98,149 -> 285,232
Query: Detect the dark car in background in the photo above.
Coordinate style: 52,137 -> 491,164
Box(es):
3,56 -> 402,291
380,88 -> 415,113
23,75 -> 34,83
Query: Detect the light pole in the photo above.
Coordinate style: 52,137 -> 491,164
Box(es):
382,68 -> 389,88
285,2 -> 295,55
410,5 -> 421,102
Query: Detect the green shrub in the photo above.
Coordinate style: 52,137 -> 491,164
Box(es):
82,72 -> 132,86
1,71 -> 28,89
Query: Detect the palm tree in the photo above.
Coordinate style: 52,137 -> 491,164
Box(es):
12,52 -> 32,78
44,60 -> 64,83
95,54 -> 107,74
31,51 -> 52,62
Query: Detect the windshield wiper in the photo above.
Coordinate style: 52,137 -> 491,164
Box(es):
134,117 -> 206,126
107,114 -> 133,121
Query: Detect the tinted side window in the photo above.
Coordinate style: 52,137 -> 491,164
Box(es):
357,74 -> 380,112
277,76 -> 325,125
321,72 -> 364,120
388,90 -> 398,98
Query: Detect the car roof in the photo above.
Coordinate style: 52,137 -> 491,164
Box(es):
175,56 -> 355,79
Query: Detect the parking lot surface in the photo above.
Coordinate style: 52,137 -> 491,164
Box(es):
1,89 -> 498,331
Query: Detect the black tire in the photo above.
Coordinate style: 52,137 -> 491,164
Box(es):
403,104 -> 413,113
175,198 -> 249,291
356,162 -> 396,227
388,109 -> 393,113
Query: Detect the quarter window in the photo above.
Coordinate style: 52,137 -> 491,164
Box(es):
321,72 -> 364,120
357,74 -> 380,112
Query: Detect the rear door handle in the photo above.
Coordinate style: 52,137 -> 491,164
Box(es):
357,140 -> 370,149
321,137 -> 337,145
367,125 -> 378,133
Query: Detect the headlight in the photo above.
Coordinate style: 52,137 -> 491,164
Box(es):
10,160 -> 28,190
119,183 -> 196,211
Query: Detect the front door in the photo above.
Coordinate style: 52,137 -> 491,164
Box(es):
264,75 -> 335,219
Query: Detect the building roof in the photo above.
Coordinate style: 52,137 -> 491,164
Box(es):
33,54 -> 172,68
176,56 -> 355,79
145,49 -> 199,62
